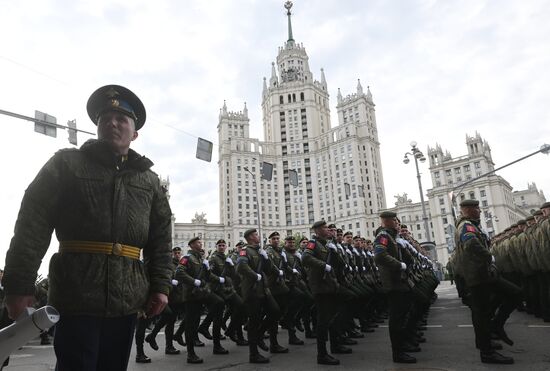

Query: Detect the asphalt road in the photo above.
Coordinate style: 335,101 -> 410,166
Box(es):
5,281 -> 550,371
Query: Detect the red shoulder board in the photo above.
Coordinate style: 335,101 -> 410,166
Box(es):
378,236 -> 388,246
180,256 -> 189,266
465,225 -> 477,233
307,241 -> 316,250
239,250 -> 247,256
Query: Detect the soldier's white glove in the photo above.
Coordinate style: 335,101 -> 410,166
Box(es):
259,249 -> 268,259
256,273 -> 262,281
219,277 -> 225,284
491,255 -> 496,264
400,262 -> 407,271
171,279 -> 179,286
292,268 -> 299,274
194,279 -> 201,287
281,251 -> 288,262
325,264 -> 332,272
278,270 -> 283,277
225,257 -> 234,266
202,259 -> 210,270
355,266 -> 359,272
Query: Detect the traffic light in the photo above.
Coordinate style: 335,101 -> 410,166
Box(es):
34,111 -> 57,138
67,119 -> 77,145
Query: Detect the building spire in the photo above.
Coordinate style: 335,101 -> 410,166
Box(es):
357,79 -> 363,95
284,1 -> 295,45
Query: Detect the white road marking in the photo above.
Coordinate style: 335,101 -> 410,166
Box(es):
9,354 -> 34,358
457,325 -> 473,327
528,325 -> 550,328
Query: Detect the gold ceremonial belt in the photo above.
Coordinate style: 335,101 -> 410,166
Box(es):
59,241 -> 141,260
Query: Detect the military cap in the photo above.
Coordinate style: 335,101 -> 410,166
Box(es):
216,239 -> 226,245
235,240 -> 245,247
401,224 -> 408,229
188,236 -> 201,245
284,235 -> 295,241
268,231 -> 280,239
312,220 -> 327,229
86,84 -> 146,130
244,228 -> 257,239
534,210 -> 543,216
327,224 -> 337,229
336,229 -> 343,234
526,215 -> 535,221
379,211 -> 397,218
343,231 -> 353,237
460,199 -> 479,207
541,202 -> 550,209
300,236 -> 308,242
172,246 -> 182,252
517,219 -> 527,225
353,235 -> 361,240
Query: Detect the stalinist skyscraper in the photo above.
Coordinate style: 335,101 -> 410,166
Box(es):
217,1 -> 387,244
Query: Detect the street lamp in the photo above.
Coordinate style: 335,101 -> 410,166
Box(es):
403,141 -> 431,242
244,163 -> 263,246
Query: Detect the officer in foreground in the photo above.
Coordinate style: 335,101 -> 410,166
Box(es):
1,85 -> 173,370
454,199 -> 520,364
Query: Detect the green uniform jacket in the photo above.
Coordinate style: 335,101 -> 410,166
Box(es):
236,245 -> 272,300
265,245 -> 289,296
301,239 -> 340,295
2,139 -> 173,317
373,228 -> 411,292
209,251 -> 237,299
454,217 -> 492,287
538,218 -> 550,272
284,249 -> 309,293
174,250 -> 217,302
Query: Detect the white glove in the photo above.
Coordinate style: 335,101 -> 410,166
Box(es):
278,269 -> 284,277
281,251 -> 288,262
292,268 -> 299,274
325,264 -> 332,272
491,255 -> 496,264
219,277 -> 225,284
256,273 -> 262,281
171,279 -> 179,286
400,262 -> 407,271
202,259 -> 210,269
259,249 -> 268,259
225,257 -> 234,266
194,279 -> 201,287
355,266 -> 359,272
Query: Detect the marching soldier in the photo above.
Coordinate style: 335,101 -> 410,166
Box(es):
175,237 -> 227,364
302,220 -> 343,365
236,229 -> 281,364
454,199 -> 520,364
373,211 -> 417,364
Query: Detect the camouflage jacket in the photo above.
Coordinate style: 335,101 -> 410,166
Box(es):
454,217 -> 492,287
301,238 -> 340,295
265,245 -> 289,296
236,245 -> 273,300
174,250 -> 217,302
2,139 -> 173,317
373,228 -> 412,292
208,251 -> 237,299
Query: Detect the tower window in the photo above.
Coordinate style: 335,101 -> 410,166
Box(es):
300,92 -> 304,101
280,95 -> 284,104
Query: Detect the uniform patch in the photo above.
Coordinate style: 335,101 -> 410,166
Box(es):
307,241 -> 316,250
465,225 -> 477,233
180,256 -> 189,266
239,250 -> 247,257
378,236 -> 388,246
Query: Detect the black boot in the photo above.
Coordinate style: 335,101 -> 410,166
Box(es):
330,344 -> 352,354
135,353 -> 152,363
480,350 -> 514,364
317,353 -> 340,365
250,353 -> 270,363
165,345 -> 180,355
490,323 -> 514,346
145,334 -> 159,351
198,325 -> 213,340
187,352 -> 203,364
213,343 -> 229,355
174,331 -> 186,347
393,352 -> 417,363
289,330 -> 304,345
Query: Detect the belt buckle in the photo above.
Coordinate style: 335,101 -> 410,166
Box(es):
112,243 -> 123,256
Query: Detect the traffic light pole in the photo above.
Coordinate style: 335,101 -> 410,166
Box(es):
0,109 -> 95,135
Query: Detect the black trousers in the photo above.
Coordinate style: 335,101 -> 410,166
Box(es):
387,290 -> 413,354
469,277 -> 521,352
314,293 -> 340,354
135,315 -> 155,355
244,295 -> 281,355
54,314 -> 136,371
185,293 -> 224,354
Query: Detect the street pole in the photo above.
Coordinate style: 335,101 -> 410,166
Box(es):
404,141 -> 431,242
244,166 -> 262,247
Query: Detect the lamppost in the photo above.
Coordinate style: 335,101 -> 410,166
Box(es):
244,164 -> 263,246
403,141 -> 431,242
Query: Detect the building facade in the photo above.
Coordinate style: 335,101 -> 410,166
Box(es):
216,3 -> 386,246
513,183 -> 546,215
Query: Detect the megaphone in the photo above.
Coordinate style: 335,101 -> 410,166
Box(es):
0,306 -> 59,369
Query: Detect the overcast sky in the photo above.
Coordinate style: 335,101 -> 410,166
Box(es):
1,0 -> 549,273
